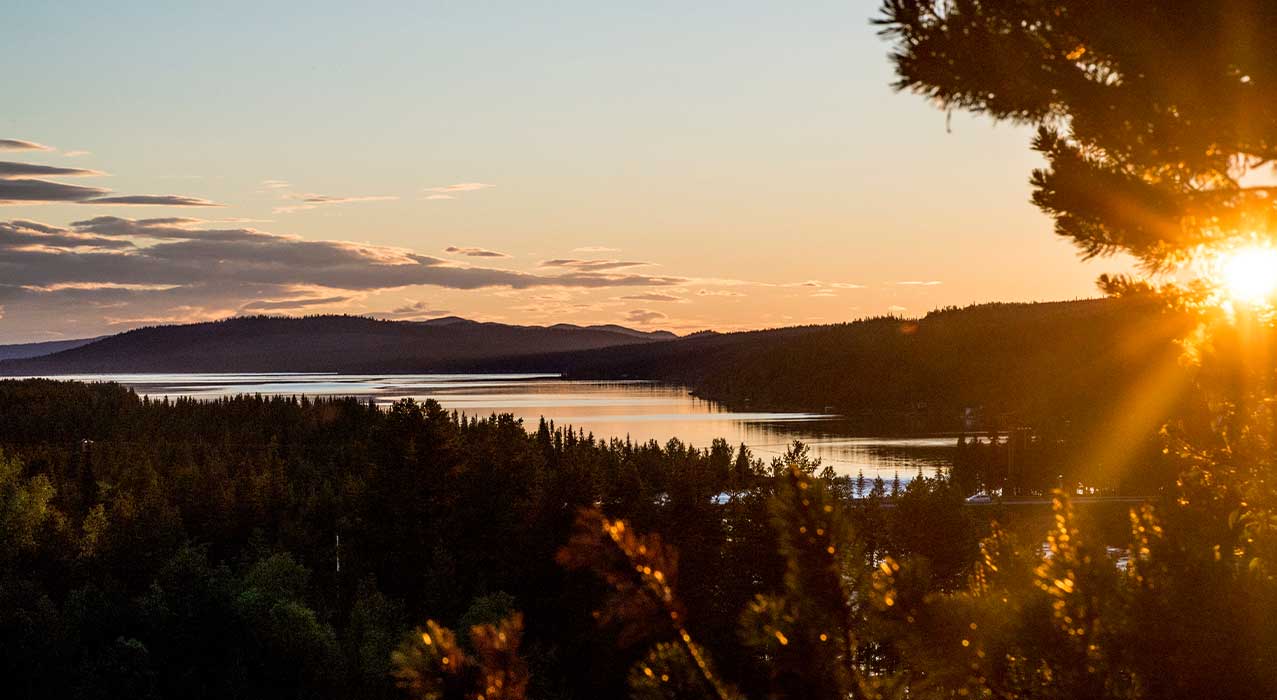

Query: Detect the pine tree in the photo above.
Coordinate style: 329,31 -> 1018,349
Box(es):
878,1 -> 1277,279
880,5 -> 1277,697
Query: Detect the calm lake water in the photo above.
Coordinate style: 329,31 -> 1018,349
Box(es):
46,373 -> 954,480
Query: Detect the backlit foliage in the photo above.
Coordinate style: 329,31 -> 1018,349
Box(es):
873,5 -> 1277,697
878,1 -> 1277,279
393,615 -> 529,700
557,509 -> 741,700
555,465 -> 914,700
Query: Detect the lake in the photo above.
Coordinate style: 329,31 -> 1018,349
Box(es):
42,373 -> 955,480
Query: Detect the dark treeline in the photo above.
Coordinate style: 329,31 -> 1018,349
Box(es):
0,379 -> 981,699
472,298 -> 1199,436
947,426 -> 1176,497
0,300 -> 1199,472
2,300 -> 1197,445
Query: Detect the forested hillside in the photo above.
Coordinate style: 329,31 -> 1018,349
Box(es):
472,298 -> 1199,434
0,316 -> 674,375
0,301 -> 1200,443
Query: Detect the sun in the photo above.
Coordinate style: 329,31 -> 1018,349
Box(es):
1213,243 -> 1277,307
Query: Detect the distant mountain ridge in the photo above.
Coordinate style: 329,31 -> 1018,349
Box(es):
0,315 -> 677,375
0,337 -> 103,361
548,323 -> 678,340
0,301 -> 1198,439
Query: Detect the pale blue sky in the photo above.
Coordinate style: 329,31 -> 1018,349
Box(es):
0,1 -> 1123,342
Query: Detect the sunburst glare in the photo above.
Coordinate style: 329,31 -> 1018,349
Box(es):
1198,241 -> 1277,311
1219,244 -> 1277,305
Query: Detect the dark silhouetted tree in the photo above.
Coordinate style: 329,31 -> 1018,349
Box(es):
878,0 -> 1277,279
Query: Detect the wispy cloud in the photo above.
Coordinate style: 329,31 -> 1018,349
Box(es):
572,245 -> 620,253
0,178 -> 110,204
0,145 -> 216,207
425,182 -> 494,194
620,292 -> 682,302
295,194 -> 397,204
1,219 -> 133,250
541,258 -> 654,272
70,216 -> 228,238
241,295 -> 352,311
896,280 -> 942,286
260,179 -> 291,189
375,300 -> 451,320
275,192 -> 398,213
624,309 -> 667,325
445,246 -> 509,258
0,216 -> 683,339
84,195 -> 221,207
0,139 -> 52,151
783,279 -> 864,290
62,150 -> 91,158
0,162 -> 104,178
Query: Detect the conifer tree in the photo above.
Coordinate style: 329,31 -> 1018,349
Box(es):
879,4 -> 1277,698
878,1 -> 1277,283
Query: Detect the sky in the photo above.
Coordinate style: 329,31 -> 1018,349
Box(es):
0,0 -> 1129,343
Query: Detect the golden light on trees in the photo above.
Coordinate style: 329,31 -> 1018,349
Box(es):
1188,239 -> 1277,318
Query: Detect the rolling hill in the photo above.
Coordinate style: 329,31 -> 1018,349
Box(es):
0,300 -> 1201,437
456,298 -> 1200,433
0,337 -> 102,361
0,315 -> 676,375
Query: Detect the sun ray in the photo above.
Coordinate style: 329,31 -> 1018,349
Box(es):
1203,242 -> 1277,309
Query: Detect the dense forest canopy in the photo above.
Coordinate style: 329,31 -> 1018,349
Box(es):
2,377 -> 1268,699
0,379 -> 995,699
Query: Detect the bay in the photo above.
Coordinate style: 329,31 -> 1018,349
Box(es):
42,373 -> 954,480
